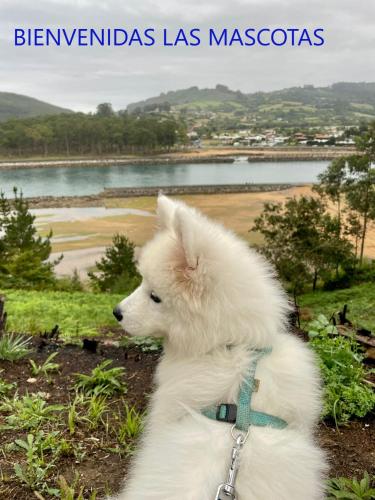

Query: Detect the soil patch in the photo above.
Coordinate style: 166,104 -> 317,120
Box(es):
0,337 -> 373,499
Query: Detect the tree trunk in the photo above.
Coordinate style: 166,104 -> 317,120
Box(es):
359,211 -> 368,265
65,135 -> 70,156
0,296 -> 7,334
312,270 -> 318,291
359,184 -> 370,265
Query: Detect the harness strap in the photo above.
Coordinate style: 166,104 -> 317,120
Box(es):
202,348 -> 287,431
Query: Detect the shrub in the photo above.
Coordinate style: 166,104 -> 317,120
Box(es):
121,335 -> 163,353
54,270 -> 84,292
308,315 -> 375,425
327,471 -> 375,499
323,261 -> 375,291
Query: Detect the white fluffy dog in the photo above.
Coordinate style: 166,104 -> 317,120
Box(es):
112,195 -> 327,500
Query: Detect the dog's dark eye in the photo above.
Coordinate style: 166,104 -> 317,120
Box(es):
150,291 -> 162,304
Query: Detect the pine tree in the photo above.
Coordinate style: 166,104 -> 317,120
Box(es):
88,234 -> 141,294
0,188 -> 58,288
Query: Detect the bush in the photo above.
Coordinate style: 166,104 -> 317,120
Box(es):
308,315 -> 375,425
323,261 -> 375,291
88,234 -> 141,294
54,270 -> 84,292
327,471 -> 375,499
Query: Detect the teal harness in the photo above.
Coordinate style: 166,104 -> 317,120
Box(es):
202,348 -> 287,432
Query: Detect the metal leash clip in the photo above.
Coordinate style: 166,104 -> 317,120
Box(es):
214,432 -> 246,500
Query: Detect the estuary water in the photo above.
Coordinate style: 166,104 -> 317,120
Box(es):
0,159 -> 329,198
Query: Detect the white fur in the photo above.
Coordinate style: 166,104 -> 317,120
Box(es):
113,195 -> 327,500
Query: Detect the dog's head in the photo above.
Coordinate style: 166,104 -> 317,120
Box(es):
113,195 -> 288,354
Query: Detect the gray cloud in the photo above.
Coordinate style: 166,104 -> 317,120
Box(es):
0,0 -> 374,111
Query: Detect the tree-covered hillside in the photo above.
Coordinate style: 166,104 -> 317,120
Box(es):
0,92 -> 71,122
127,82 -> 375,128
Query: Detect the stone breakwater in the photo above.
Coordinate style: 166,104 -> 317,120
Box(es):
247,152 -> 341,162
25,183 -> 298,208
0,156 -> 235,170
101,183 -> 296,198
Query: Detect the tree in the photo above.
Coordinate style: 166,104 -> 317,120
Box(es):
88,234 -> 141,294
0,111 -> 187,157
313,157 -> 347,236
96,103 -> 115,117
345,121 -> 375,264
0,188 -> 58,288
343,210 -> 362,258
252,196 -> 354,294
313,121 -> 375,265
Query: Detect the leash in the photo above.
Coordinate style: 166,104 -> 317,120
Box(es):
201,348 -> 287,499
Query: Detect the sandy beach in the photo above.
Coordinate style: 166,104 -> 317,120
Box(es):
37,186 -> 374,276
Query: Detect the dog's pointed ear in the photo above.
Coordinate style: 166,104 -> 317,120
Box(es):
157,194 -> 176,230
173,207 -> 199,270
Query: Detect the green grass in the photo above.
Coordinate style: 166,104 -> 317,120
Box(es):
3,283 -> 374,341
300,283 -> 375,333
3,289 -> 123,340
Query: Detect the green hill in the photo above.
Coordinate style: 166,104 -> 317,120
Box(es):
0,92 -> 72,122
127,82 -> 375,127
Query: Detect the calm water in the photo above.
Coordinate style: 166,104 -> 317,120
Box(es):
0,159 -> 329,197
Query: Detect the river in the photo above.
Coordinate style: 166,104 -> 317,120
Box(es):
0,159 -> 329,198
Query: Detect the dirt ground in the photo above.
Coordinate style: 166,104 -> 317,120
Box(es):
0,336 -> 373,499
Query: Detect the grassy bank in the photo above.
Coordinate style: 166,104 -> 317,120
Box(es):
3,282 -> 374,340
299,282 -> 375,332
3,290 -> 123,340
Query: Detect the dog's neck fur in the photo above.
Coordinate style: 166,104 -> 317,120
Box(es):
162,333 -> 277,360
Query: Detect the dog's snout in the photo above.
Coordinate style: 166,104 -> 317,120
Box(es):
113,306 -> 123,322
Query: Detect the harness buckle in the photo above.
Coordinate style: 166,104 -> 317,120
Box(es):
214,483 -> 236,499
216,404 -> 237,424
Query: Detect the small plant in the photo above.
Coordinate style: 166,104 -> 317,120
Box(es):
84,394 -> 109,430
0,392 -> 64,430
327,472 -> 375,499
0,333 -> 32,361
121,335 -> 163,353
74,360 -> 126,396
58,474 -> 83,500
57,474 -> 98,500
29,352 -> 60,381
117,404 -> 144,445
67,394 -> 83,436
13,432 -> 60,496
308,315 -> 375,425
0,370 -> 16,396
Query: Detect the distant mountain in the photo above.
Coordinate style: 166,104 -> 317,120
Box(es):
127,82 -> 375,127
0,92 -> 72,122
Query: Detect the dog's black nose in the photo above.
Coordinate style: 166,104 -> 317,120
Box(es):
113,306 -> 123,322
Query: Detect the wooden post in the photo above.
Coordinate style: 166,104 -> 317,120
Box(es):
0,296 -> 7,334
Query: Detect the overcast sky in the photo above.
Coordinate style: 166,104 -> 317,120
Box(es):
0,0 -> 374,112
